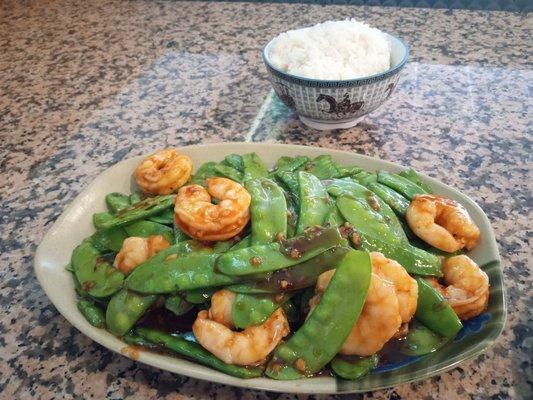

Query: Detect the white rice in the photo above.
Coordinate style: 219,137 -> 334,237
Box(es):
267,20 -> 391,80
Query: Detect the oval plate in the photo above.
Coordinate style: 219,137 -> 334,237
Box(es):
34,143 -> 506,394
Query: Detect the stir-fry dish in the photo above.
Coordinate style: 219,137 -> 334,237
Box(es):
68,148 -> 490,380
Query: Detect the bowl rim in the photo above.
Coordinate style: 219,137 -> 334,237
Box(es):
262,31 -> 409,85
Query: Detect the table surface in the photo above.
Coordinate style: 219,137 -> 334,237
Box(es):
1,1 -> 531,399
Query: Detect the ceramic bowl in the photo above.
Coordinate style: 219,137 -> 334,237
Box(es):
263,33 -> 409,130
34,143 -> 505,394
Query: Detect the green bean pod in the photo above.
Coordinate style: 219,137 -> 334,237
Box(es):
190,161 -> 218,185
94,195 -> 175,230
106,289 -> 157,336
105,192 -> 131,214
266,250 -> 372,379
216,225 -> 342,276
296,171 -> 331,234
415,277 -> 463,338
214,164 -> 244,183
71,241 -> 124,298
232,292 -> 290,329
246,178 -> 287,245
242,152 -> 269,181
135,327 -> 263,378
331,355 -> 379,380
377,171 -> 428,200
77,299 -> 106,328
124,220 -> 174,244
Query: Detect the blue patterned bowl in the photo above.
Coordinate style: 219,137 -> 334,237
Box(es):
263,33 -> 409,130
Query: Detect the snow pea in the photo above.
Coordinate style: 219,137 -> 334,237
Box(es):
232,292 -> 290,329
135,327 -> 263,378
129,191 -> 143,205
276,171 -> 300,205
217,225 -> 342,276
229,234 -> 251,250
336,165 -> 363,178
356,231 -> 442,276
400,321 -> 448,355
124,220 -> 174,244
352,172 -> 411,216
184,287 -> 218,304
91,226 -> 128,252
105,192 -> 131,214
242,152 -> 269,181
223,154 -> 244,171
415,277 -> 462,338
149,208 -> 174,225
77,299 -> 106,328
71,240 -> 124,298
227,246 -> 350,293
122,332 -> 157,348
165,295 -> 194,316
212,240 -> 234,253
307,155 -> 340,179
106,288 -> 157,336
190,161 -> 217,185
325,201 -> 346,227
275,155 -> 309,173
214,164 -> 244,183
266,250 -> 372,379
93,212 -> 114,228
94,195 -> 175,230
400,168 -> 433,193
126,251 -> 237,294
246,178 -> 287,245
331,355 -> 379,380
296,171 -> 331,234
377,171 -> 427,200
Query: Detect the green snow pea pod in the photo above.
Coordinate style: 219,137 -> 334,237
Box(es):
400,168 -> 433,193
355,232 -> 442,276
400,321 -> 448,355
242,152 -> 269,181
335,165 -> 363,178
173,219 -> 191,243
212,240 -> 234,253
296,171 -> 331,234
415,277 -> 462,338
307,155 -> 339,179
91,226 -> 128,252
275,155 -> 309,173
324,201 -> 346,227
135,327 -> 263,378
352,172 -> 411,216
77,299 -> 106,328
122,332 -> 157,348
232,292 -> 290,329
149,208 -> 174,225
246,178 -> 287,245
266,250 -> 372,379
281,300 -> 299,325
377,171 -> 427,200
217,225 -> 342,276
94,195 -> 175,230
106,288 -> 157,336
129,191 -> 143,205
165,295 -> 194,316
124,220 -> 174,244
71,241 -> 124,298
227,246 -> 350,293
184,287 -> 218,304
331,355 -> 379,380
229,234 -> 251,250
223,154 -> 244,171
126,251 -> 237,294
214,164 -> 244,183
93,212 -> 114,229
105,192 -> 131,214
276,171 -> 300,204
190,161 -> 217,185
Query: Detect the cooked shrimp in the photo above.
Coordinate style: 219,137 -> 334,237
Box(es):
135,149 -> 193,195
370,252 -> 418,323
114,235 -> 169,275
441,255 -> 489,320
406,194 -> 480,252
209,289 -> 236,328
192,308 -> 289,365
174,177 -> 251,241
309,270 -> 401,357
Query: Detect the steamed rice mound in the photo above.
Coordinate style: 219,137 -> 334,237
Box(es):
268,20 -> 391,80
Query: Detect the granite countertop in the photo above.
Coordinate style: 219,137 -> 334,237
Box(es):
1,0 -> 531,398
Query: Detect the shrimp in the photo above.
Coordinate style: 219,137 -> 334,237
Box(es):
192,308 -> 289,365
113,235 -> 170,275
309,270 -> 401,357
209,289 -> 236,328
370,252 -> 418,323
440,255 -> 489,320
174,177 -> 251,241
406,194 -> 480,252
135,149 -> 193,195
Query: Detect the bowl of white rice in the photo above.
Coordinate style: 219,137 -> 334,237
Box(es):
263,20 -> 409,130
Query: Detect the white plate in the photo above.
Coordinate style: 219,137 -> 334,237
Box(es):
34,143 -> 503,394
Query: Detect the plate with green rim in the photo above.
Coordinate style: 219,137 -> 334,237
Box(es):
34,143 -> 506,394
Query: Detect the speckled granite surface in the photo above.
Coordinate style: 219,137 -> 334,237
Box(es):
0,1 -> 531,399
